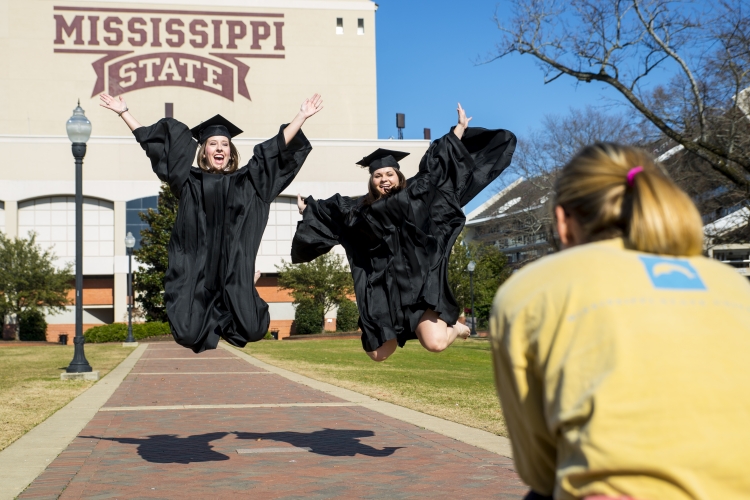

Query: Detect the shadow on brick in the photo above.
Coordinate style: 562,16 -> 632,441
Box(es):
233,429 -> 404,457
81,432 -> 231,464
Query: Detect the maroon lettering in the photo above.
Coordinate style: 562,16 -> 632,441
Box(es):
250,21 -> 270,50
189,19 -> 208,48
226,20 -> 246,49
165,19 -> 184,47
127,17 -> 147,46
273,22 -> 284,50
88,16 -> 100,45
211,20 -> 222,48
108,52 -> 235,101
103,17 -> 123,46
54,14 -> 84,45
150,18 -> 162,47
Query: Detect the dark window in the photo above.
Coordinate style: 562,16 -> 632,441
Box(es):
126,196 -> 158,249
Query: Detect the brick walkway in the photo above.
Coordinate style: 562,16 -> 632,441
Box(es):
19,343 -> 527,499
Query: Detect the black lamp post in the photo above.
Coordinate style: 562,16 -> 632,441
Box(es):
467,260 -> 477,337
124,232 -> 136,344
65,101 -> 94,375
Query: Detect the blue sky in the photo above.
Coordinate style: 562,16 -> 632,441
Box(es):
373,1 -> 635,212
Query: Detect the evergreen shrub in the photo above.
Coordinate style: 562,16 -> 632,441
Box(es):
294,299 -> 324,335
85,321 -> 171,343
335,299 -> 359,332
18,309 -> 48,341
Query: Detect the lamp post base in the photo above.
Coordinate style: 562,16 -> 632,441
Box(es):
61,371 -> 99,381
65,335 -> 93,373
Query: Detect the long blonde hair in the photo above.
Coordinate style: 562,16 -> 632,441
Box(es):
196,140 -> 241,174
554,143 -> 703,256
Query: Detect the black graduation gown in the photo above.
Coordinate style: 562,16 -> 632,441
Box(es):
291,127 -> 516,352
134,118 -> 312,353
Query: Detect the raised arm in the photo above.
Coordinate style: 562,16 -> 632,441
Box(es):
417,103 -> 516,206
245,94 -> 321,203
283,94 -> 323,144
99,93 -> 142,131
100,93 -> 194,198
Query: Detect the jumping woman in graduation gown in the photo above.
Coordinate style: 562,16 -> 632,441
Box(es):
293,104 -> 516,361
99,92 -> 323,353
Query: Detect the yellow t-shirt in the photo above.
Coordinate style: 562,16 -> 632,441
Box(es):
489,238 -> 750,500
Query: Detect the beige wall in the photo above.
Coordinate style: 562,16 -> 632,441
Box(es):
0,0 -> 377,139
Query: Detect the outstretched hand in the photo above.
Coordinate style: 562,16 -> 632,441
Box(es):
454,103 -> 472,139
456,103 -> 472,128
99,93 -> 128,114
297,194 -> 307,215
299,94 -> 324,119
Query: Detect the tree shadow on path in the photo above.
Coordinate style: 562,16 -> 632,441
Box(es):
233,428 -> 404,457
80,432 -> 230,464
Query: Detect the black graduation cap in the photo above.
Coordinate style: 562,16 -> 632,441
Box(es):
356,149 -> 410,174
190,114 -> 243,144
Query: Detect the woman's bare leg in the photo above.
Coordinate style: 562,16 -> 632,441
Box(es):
366,338 -> 398,362
415,309 -> 470,353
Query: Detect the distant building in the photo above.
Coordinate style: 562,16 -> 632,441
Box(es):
465,177 -> 750,281
705,207 -> 750,279
464,178 -> 555,268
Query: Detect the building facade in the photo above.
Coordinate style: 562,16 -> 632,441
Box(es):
464,178 -> 555,268
0,0 -> 430,340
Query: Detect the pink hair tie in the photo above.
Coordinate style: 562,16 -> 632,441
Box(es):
626,166 -> 644,187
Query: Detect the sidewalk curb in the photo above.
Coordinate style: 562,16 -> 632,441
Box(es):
0,344 -> 147,500
222,343 -> 513,459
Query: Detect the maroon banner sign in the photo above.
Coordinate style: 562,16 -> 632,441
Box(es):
107,52 -> 234,100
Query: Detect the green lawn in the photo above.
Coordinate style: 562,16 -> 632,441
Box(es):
242,338 -> 506,436
0,344 -> 132,451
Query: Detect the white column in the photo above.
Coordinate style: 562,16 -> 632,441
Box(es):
113,201 -> 128,323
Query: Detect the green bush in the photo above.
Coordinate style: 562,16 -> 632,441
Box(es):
336,299 -> 359,332
18,309 -> 48,341
85,321 -> 171,343
293,299 -> 323,335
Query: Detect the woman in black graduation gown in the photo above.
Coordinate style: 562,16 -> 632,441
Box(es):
293,104 -> 516,361
99,92 -> 323,353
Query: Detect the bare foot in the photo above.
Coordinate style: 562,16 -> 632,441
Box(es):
254,270 -> 261,284
453,322 -> 470,339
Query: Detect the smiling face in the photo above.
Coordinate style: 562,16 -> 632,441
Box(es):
203,135 -> 231,171
371,167 -> 400,195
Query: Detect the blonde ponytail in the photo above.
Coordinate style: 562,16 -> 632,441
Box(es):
554,143 -> 703,256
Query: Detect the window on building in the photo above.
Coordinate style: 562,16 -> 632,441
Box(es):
260,196 -> 302,257
126,196 -> 158,249
336,18 -> 344,35
357,18 -> 364,35
18,196 -> 114,271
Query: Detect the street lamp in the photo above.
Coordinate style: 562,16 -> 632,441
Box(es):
124,232 -> 136,344
64,100 -> 95,378
466,260 -> 477,337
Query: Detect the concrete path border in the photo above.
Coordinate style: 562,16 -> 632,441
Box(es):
0,344 -> 147,500
221,343 -> 514,459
